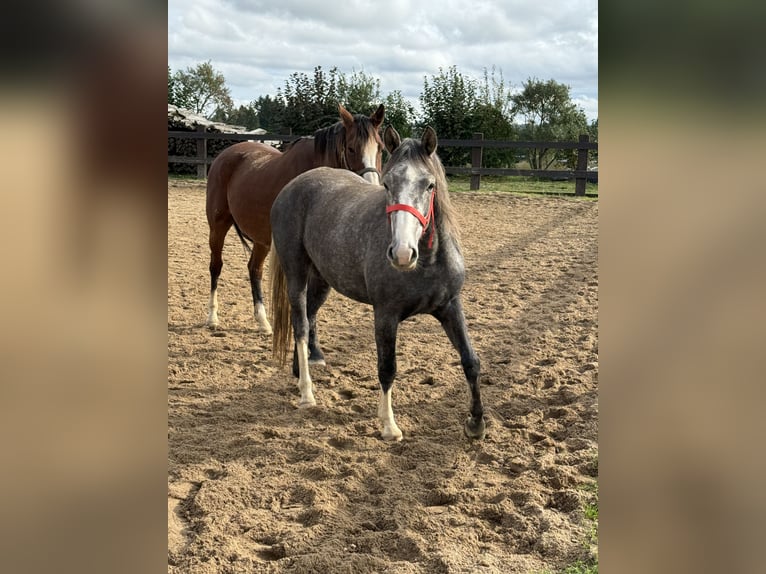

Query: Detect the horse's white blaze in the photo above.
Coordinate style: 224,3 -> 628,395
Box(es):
254,302 -> 272,334
207,289 -> 219,328
378,388 -> 403,441
360,143 -> 380,185
389,200 -> 422,267
296,338 -> 316,407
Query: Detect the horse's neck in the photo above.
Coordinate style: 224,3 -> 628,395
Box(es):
281,139 -> 321,174
428,208 -> 459,259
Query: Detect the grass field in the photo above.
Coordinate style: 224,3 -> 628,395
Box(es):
447,175 -> 598,198
168,173 -> 598,198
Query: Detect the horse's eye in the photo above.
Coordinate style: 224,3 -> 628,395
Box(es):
427,182 -> 435,191
347,147 -> 356,155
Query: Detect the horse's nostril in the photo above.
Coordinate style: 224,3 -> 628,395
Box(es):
386,245 -> 395,261
410,249 -> 418,263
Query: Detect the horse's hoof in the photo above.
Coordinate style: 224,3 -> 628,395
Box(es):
254,319 -> 273,335
308,358 -> 326,367
206,320 -> 219,329
464,416 -> 486,440
381,427 -> 403,442
297,399 -> 317,409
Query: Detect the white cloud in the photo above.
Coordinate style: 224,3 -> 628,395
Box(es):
168,0 -> 598,121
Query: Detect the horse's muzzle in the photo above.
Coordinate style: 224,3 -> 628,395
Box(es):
387,243 -> 418,270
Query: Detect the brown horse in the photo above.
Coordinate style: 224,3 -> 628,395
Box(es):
205,103 -> 385,333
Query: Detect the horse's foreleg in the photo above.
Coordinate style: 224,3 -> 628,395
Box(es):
248,243 -> 272,334
374,313 -> 402,441
434,298 -> 486,440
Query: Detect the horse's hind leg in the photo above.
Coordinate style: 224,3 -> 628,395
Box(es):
248,243 -> 273,334
207,216 -> 232,328
288,282 -> 316,408
374,311 -> 403,441
292,270 -> 330,377
433,298 -> 486,439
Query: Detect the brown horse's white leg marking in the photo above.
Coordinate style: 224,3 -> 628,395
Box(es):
207,289 -> 219,328
378,388 -> 403,441
254,302 -> 272,335
296,338 -> 316,407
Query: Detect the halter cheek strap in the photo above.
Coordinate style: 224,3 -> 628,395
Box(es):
385,188 -> 436,249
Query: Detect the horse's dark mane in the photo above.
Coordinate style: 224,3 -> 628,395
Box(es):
382,139 -> 460,244
312,113 -> 381,170
313,122 -> 347,169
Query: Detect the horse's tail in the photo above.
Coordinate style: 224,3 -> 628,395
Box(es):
269,244 -> 292,366
232,221 -> 253,256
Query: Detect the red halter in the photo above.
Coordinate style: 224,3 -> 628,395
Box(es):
385,188 -> 436,249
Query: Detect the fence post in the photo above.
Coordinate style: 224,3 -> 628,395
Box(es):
196,124 -> 207,179
470,132 -> 483,190
575,134 -> 589,196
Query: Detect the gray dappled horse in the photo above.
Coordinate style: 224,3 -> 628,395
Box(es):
269,126 -> 485,441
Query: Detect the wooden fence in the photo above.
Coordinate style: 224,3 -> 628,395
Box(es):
168,127 -> 598,195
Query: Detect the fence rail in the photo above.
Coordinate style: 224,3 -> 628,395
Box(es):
168,128 -> 598,195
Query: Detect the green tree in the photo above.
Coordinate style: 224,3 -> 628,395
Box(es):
420,65 -> 478,165
383,90 -> 415,139
278,66 -> 343,134
339,69 -> 382,115
168,66 -> 175,103
276,66 -> 386,134
586,117 -> 598,167
172,61 -> 233,119
511,78 -> 588,170
210,103 -> 259,129
473,67 -> 516,167
253,95 -> 286,133
168,65 -> 194,110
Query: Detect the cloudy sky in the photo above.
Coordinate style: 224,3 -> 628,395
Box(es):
168,0 -> 598,122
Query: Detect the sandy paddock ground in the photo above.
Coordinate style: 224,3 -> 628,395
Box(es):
168,180 -> 598,573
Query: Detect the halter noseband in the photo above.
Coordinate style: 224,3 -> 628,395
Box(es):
385,187 -> 436,249
357,166 -> 381,178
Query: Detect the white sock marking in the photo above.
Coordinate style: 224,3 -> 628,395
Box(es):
207,289 -> 219,328
254,302 -> 272,334
378,388 -> 402,441
296,338 -> 316,407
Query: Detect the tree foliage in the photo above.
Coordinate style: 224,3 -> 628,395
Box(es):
277,66 -> 344,133
252,95 -> 286,132
339,70 -> 382,116
511,78 -> 588,170
169,61 -> 233,119
473,67 -> 516,167
274,66 -> 384,134
167,61 -> 597,169
587,118 -> 598,166
210,103 -> 258,129
383,90 -> 416,139
419,66 -> 519,167
420,66 -> 477,165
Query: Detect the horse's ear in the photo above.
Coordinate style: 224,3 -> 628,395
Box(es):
370,104 -> 385,128
422,126 -> 438,156
384,125 -> 401,153
338,103 -> 354,128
